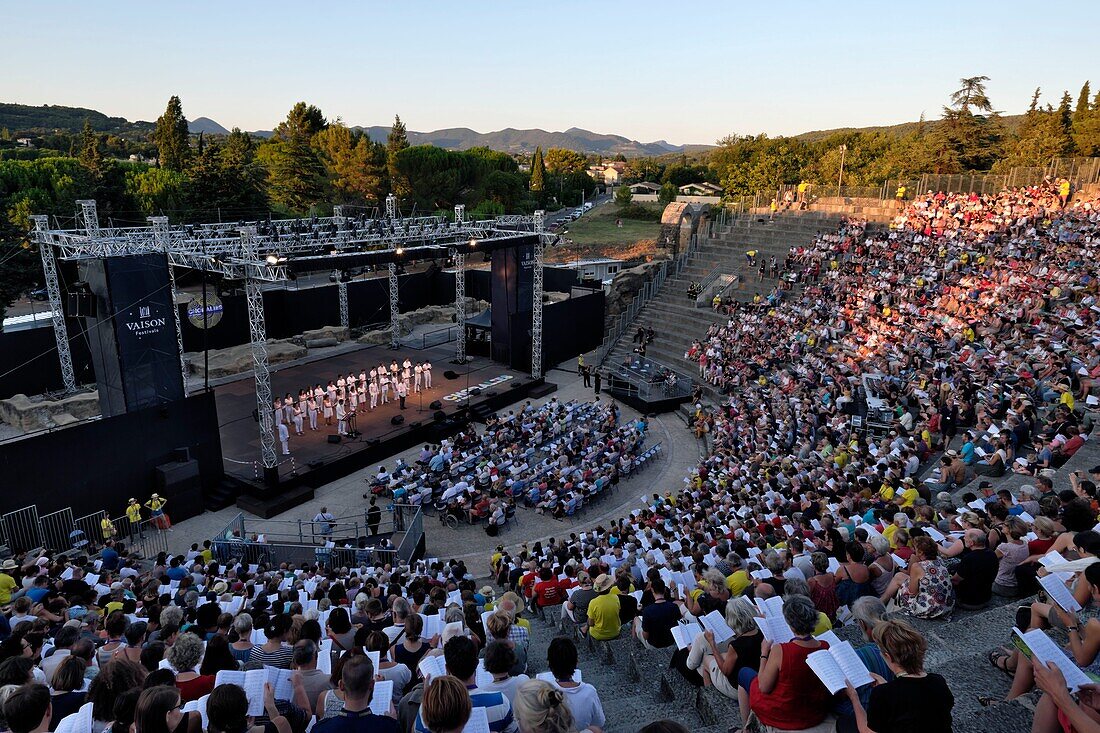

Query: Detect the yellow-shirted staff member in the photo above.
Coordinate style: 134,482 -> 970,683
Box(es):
100,512 -> 117,542
145,493 -> 172,531
126,498 -> 144,540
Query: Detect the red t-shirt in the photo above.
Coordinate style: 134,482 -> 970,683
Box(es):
533,579 -> 564,607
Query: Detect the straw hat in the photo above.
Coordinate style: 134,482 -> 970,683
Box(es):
593,574 -> 614,593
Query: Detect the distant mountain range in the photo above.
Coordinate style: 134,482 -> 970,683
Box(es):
0,102 -> 711,156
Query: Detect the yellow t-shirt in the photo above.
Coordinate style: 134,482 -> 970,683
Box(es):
126,504 -> 142,523
1060,392 -> 1075,411
587,593 -> 622,640
899,487 -> 919,508
201,549 -> 213,564
883,524 -> 901,548
814,613 -> 833,636
0,573 -> 16,605
726,570 -> 751,597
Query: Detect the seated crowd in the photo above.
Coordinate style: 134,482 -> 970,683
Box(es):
0,181 -> 1097,733
366,399 -> 650,530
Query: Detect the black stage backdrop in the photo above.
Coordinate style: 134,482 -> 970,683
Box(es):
505,289 -> 604,373
0,391 -> 222,519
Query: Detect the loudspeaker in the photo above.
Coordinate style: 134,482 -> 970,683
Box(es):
434,410 -> 447,422
470,388 -> 482,396
391,415 -> 404,425
171,447 -> 190,462
510,381 -> 524,389
307,460 -> 324,469
66,291 -> 96,317
408,421 -> 420,429
429,400 -> 443,410
444,370 -> 459,380
327,434 -> 342,444
366,438 -> 381,447
153,460 -> 202,523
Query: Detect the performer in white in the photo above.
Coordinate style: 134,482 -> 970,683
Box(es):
379,372 -> 390,404
389,360 -> 399,378
283,394 -> 295,426
401,362 -> 412,391
278,421 -> 290,455
273,399 -> 283,427
323,395 -> 334,426
357,376 -> 367,412
307,393 -> 319,431
414,362 -> 423,392
423,360 -> 433,389
291,401 -> 305,436
396,379 -> 408,410
369,380 -> 379,411
326,380 -> 337,405
348,383 -> 358,412
335,399 -> 348,436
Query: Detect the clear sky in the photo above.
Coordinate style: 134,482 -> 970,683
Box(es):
3,0 -> 1097,146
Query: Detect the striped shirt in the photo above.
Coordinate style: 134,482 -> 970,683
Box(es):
415,685 -> 517,733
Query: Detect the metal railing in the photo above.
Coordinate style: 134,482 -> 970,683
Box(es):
211,504 -> 425,569
0,503 -> 167,558
414,324 -> 460,349
595,233 -> 700,367
607,355 -> 694,401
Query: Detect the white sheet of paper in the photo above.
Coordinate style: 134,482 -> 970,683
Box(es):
1014,627 -> 1093,692
368,680 -> 393,715
1038,574 -> 1082,613
700,610 -> 735,644
215,670 -> 266,716
462,707 -> 490,733
535,669 -> 582,683
753,615 -> 794,644
670,622 -> 702,650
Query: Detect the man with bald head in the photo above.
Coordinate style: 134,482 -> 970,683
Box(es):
951,529 -> 998,610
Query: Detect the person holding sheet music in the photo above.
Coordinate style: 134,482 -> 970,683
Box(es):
391,613 -> 432,682
205,682 -> 296,733
879,537 -> 955,619
248,615 -> 294,669
987,563 -> 1100,705
683,596 -> 761,701
845,619 -> 954,733
991,517 -> 1030,598
542,637 -> 606,733
311,655 -> 397,733
167,633 -> 214,702
737,595 -> 833,733
419,675 -> 472,733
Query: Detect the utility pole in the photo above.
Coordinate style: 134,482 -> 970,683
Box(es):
837,144 -> 847,196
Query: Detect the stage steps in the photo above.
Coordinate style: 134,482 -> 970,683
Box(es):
203,477 -> 245,512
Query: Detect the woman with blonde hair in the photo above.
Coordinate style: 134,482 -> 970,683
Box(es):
513,679 -> 593,733
420,675 -> 471,733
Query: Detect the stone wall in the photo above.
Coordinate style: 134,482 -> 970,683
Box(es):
0,391 -> 102,432
605,256 -> 671,318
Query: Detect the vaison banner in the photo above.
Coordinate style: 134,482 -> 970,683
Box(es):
83,253 -> 185,417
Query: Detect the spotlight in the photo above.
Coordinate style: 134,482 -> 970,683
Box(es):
395,247 -> 404,256
265,254 -> 279,265
469,239 -> 478,248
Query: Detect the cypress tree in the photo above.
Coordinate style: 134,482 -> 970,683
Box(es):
154,96 -> 191,171
530,147 -> 546,192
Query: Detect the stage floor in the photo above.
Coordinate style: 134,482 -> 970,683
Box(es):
216,343 -> 533,487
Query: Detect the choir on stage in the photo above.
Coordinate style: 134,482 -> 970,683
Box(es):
272,358 -> 433,455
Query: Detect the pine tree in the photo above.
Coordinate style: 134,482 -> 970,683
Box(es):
530,147 -> 546,192
79,119 -> 103,175
153,96 -> 191,171
1057,91 -> 1075,153
387,115 -> 410,197
1074,82 -> 1092,126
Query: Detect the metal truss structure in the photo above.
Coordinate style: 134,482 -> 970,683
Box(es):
30,201 -> 553,475
149,216 -> 189,396
388,262 -> 400,348
453,205 -> 466,363
30,215 -> 76,394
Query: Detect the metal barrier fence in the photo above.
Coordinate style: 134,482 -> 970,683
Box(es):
608,356 -> 693,401
0,503 -> 167,558
211,504 -> 425,569
415,325 -> 459,349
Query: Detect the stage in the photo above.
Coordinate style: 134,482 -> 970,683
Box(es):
215,342 -> 549,516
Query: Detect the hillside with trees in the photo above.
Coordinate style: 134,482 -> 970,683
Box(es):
2,77 -> 1100,323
